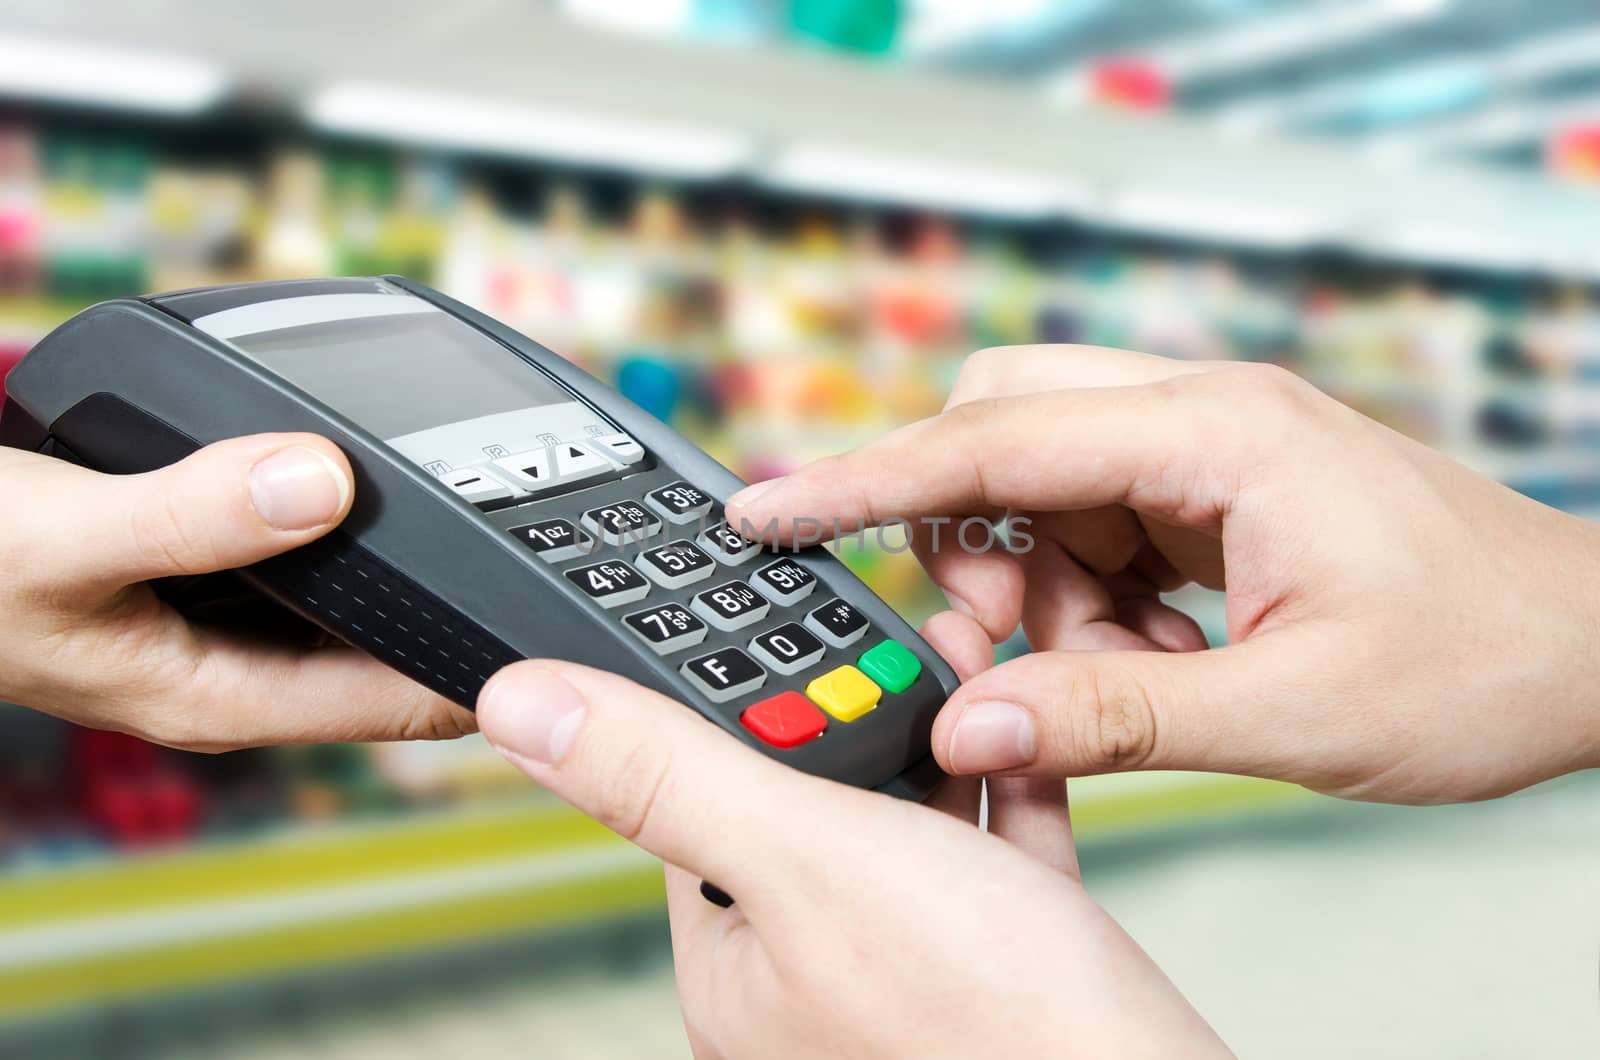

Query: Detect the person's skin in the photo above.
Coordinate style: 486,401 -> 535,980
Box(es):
0,433 -> 475,751
476,613 -> 1231,1059
723,344 -> 1600,804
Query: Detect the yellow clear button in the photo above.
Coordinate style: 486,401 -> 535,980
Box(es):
805,665 -> 881,722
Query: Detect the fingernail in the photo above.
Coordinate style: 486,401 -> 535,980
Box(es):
249,447 -> 350,530
947,701 -> 1035,774
727,477 -> 783,511
943,590 -> 976,619
480,668 -> 587,766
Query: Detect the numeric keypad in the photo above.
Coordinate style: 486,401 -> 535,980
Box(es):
699,522 -> 762,565
509,518 -> 594,562
681,647 -> 766,702
637,540 -> 716,589
751,557 -> 816,605
645,481 -> 713,524
564,560 -> 650,608
623,602 -> 707,655
749,622 -> 826,675
582,501 -> 662,545
692,579 -> 770,631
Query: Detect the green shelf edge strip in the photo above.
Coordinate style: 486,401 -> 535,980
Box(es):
0,776 -> 1314,1021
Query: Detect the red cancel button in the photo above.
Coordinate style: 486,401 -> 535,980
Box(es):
740,691 -> 828,749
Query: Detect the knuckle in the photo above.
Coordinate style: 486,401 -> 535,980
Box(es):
952,345 -> 1011,400
126,655 -> 221,753
1171,364 -> 1313,464
1228,360 -> 1310,405
129,489 -> 219,575
941,394 -> 998,434
1066,664 -> 1158,773
398,698 -> 478,741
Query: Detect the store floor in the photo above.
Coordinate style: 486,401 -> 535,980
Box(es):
177,774 -> 1599,1060
1091,773 -> 1600,1059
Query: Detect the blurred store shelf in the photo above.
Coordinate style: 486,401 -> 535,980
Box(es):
0,2 -> 1595,276
0,764 -> 1307,1031
0,796 -> 662,1024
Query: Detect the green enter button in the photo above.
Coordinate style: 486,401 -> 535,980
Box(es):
856,640 -> 922,694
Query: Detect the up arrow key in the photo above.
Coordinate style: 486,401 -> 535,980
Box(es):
553,441 -> 616,482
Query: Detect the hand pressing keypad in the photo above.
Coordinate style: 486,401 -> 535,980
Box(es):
510,479 -> 924,750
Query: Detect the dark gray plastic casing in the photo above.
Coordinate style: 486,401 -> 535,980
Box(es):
0,277 -> 955,800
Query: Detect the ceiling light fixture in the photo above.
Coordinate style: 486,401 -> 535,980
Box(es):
306,81 -> 754,180
760,143 -> 1084,219
0,31 -> 227,115
1106,188 -> 1332,249
1044,0 -> 1451,103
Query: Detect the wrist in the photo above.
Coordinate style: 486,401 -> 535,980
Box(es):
1543,514 -> 1600,774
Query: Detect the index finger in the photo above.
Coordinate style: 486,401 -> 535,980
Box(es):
945,343 -> 1215,409
727,374 -> 1248,546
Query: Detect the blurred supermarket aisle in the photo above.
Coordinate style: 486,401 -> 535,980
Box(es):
3,2 -> 1600,1054
170,964 -> 691,1060
1093,772 -> 1600,1059
101,772 -> 1595,1060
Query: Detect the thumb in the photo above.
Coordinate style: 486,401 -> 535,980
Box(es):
478,660 -> 847,900
932,640 -> 1315,781
56,433 -> 353,590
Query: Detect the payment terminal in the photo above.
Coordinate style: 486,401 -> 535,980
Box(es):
0,278 -> 955,802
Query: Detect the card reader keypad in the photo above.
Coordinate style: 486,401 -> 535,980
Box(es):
463,432 -> 644,508
681,646 -> 766,703
440,467 -> 516,510
564,559 -> 650,608
505,477 -> 931,753
582,500 -> 662,545
806,598 -> 870,648
752,557 -> 816,605
749,622 -> 825,675
692,579 -> 770,631
699,521 -> 762,565
638,540 -> 716,588
623,602 -> 707,655
645,482 -> 712,524
510,518 -> 594,562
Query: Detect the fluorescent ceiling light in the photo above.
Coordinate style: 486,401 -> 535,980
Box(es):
559,0 -> 694,38
1365,224 -> 1550,272
1500,25 -> 1600,84
1044,0 -> 1450,102
1210,24 -> 1600,139
901,0 -> 1058,56
1106,188 -> 1332,249
761,144 -> 1083,219
1156,0 -> 1450,83
0,32 -> 226,114
1216,60 -> 1484,137
1368,93 -> 1600,157
307,82 -> 753,179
